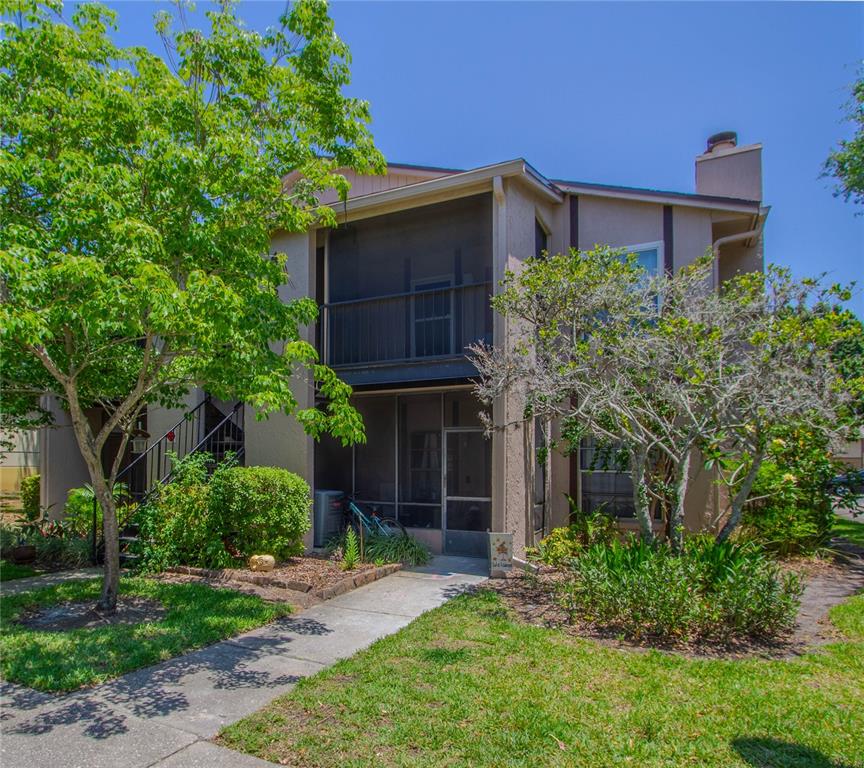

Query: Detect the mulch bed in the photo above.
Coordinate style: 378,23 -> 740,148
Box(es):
17,596 -> 166,632
164,553 -> 401,607
488,547 -> 864,660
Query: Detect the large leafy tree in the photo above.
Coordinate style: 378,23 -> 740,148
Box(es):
825,69 -> 864,207
0,0 -> 383,610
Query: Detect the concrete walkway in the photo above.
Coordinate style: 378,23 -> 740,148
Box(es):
0,556 -> 487,768
1,567 -> 101,596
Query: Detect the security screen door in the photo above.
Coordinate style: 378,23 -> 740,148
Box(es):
443,429 -> 492,557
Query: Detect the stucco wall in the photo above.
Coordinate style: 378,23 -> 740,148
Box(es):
40,397 -> 91,517
718,239 -> 763,283
577,197 -> 663,250
672,206 -> 714,271
491,177 -> 569,556
245,230 -> 317,547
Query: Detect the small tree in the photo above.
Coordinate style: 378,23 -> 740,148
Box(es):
709,267 -> 857,540
0,1 -> 383,610
473,248 -> 855,546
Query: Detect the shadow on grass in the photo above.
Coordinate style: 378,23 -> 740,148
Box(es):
4,617 -> 330,739
732,737 -> 855,768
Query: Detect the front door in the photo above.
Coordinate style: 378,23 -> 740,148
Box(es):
443,429 -> 491,557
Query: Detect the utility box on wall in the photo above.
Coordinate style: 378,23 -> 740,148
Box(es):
313,490 -> 345,548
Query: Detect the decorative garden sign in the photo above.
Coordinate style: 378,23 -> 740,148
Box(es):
488,532 -> 513,577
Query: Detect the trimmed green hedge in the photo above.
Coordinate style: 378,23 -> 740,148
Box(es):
20,474 -> 39,517
137,456 -> 311,570
209,466 -> 311,561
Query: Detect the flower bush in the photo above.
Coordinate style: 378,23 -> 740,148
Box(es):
741,426 -> 854,556
528,500 -> 619,567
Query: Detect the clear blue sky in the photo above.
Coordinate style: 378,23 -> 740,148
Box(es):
93,1 -> 864,315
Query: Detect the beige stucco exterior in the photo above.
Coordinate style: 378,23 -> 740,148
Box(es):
23,136 -> 767,557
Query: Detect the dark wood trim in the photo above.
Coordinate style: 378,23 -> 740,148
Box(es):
663,205 -> 674,274
568,194 -> 580,503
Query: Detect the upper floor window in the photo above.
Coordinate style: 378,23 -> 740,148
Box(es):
535,218 -> 549,259
622,241 -> 663,276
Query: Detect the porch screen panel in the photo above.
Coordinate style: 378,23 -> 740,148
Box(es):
354,396 -> 396,518
397,394 -> 442,529
327,195 -> 492,366
315,433 -> 352,496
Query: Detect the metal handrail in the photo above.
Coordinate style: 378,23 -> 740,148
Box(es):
112,395 -> 211,482
91,398 -> 244,563
187,401 -> 244,455
322,280 -> 490,309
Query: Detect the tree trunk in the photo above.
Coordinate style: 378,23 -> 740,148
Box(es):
669,450 -> 691,551
717,449 -> 765,543
63,391 -> 122,613
631,444 -> 654,543
96,487 -> 120,611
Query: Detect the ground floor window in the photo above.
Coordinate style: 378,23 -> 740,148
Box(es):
580,438 -> 636,518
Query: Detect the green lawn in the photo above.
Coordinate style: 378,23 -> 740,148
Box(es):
0,577 -> 290,691
220,590 -> 864,768
834,513 -> 864,548
0,559 -> 38,581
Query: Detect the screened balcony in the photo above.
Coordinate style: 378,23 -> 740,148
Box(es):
321,194 -> 493,386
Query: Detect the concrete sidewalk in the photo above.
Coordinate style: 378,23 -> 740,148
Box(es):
1,568 -> 102,596
0,556 -> 487,768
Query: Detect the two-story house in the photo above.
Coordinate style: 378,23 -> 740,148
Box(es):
17,132 -> 766,559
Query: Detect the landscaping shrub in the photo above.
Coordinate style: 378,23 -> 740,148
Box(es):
364,531 -> 431,566
0,523 -> 20,553
209,466 -> 311,561
529,500 -> 619,567
20,474 -> 39,518
558,536 -> 801,641
136,453 -> 230,571
741,426 -> 851,556
33,534 -> 91,569
341,527 -> 360,570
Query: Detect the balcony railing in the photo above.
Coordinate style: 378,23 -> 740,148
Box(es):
321,282 -> 493,368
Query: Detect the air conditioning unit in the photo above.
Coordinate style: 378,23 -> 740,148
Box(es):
313,490 -> 345,549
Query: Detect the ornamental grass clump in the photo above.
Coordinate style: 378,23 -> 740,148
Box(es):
558,536 -> 801,642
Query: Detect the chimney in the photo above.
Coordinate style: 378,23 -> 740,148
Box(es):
695,131 -> 762,201
706,131 -> 738,153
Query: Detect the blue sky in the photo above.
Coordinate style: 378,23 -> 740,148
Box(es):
95,1 -> 863,315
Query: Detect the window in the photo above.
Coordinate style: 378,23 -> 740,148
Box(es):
621,241 -> 662,276
412,278 -> 453,357
580,438 -> 636,519
535,218 -> 549,259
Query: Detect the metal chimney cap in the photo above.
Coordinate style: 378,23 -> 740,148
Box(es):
706,131 -> 738,152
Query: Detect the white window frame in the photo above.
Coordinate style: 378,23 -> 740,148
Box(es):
411,274 -> 454,357
620,240 -> 663,276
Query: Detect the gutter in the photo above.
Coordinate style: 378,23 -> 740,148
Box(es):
711,206 -> 770,284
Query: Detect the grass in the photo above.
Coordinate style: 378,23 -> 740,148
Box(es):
0,577 -> 290,691
0,559 -> 38,581
220,590 -> 864,768
833,513 -> 864,548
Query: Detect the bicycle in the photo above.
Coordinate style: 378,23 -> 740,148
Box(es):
343,498 -> 407,539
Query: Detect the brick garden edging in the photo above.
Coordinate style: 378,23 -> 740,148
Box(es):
167,562 -> 402,601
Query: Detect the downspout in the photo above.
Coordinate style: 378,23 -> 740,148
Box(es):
711,206 -> 769,286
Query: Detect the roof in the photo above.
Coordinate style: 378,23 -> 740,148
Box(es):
551,178 -> 761,208
333,158 -> 762,217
